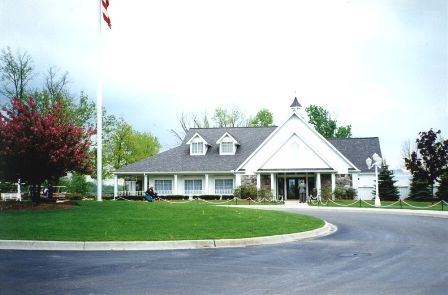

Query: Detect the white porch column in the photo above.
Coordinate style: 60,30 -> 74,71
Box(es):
173,174 -> 178,194
352,173 -> 359,191
235,174 -> 241,187
143,174 -> 148,191
316,173 -> 321,200
271,173 -> 277,200
113,174 -> 118,199
256,174 -> 261,189
284,175 -> 287,200
205,174 -> 209,194
331,173 -> 336,200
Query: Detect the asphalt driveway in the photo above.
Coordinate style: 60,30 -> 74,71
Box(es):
1,209 -> 447,295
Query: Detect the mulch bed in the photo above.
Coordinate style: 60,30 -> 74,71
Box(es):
0,200 -> 79,212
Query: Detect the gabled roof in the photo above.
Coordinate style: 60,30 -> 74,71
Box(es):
328,137 -> 382,173
116,127 -> 277,173
115,124 -> 382,174
186,132 -> 210,145
216,132 -> 239,145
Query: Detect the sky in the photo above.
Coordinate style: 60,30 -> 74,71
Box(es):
0,0 -> 447,170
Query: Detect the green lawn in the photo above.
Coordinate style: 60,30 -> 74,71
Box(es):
0,200 -> 324,241
309,199 -> 446,211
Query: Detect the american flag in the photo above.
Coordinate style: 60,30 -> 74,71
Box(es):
102,0 -> 111,29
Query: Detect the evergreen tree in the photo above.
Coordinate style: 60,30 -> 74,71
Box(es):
408,175 -> 432,201
436,172 -> 448,202
378,163 -> 400,201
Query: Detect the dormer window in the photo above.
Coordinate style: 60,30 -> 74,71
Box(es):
186,133 -> 209,156
191,142 -> 204,154
216,132 -> 238,155
221,142 -> 234,154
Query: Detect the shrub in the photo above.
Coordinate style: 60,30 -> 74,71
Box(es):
320,185 -> 332,199
66,193 -> 84,200
345,187 -> 358,199
234,185 -> 258,199
221,195 -> 235,200
157,195 -> 189,201
116,195 -> 144,201
333,187 -> 358,200
257,188 -> 272,200
334,187 -> 346,199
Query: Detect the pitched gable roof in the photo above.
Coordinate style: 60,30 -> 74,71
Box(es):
328,137 -> 382,173
115,128 -> 382,174
116,127 -> 277,173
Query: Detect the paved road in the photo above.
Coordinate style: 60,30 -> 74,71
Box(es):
1,209 -> 447,295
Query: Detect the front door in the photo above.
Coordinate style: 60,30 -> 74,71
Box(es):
287,177 -> 306,200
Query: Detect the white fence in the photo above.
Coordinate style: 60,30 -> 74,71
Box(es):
1,193 -> 22,201
357,186 -> 409,200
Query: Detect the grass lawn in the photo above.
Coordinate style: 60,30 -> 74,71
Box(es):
309,199 -> 446,211
0,200 -> 324,241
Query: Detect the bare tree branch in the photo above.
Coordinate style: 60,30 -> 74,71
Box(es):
0,47 -> 34,99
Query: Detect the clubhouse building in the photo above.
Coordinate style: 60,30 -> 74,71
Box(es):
114,98 -> 382,200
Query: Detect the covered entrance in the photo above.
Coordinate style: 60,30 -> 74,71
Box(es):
277,174 -> 317,201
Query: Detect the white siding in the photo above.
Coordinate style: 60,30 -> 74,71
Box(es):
241,114 -> 356,174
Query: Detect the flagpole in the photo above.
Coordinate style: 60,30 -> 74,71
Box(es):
96,0 -> 103,201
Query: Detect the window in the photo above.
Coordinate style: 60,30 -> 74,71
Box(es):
221,142 -> 234,154
185,180 -> 202,194
215,179 -> 233,194
154,180 -> 172,194
191,142 -> 204,155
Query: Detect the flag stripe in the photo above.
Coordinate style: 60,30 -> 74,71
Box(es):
102,0 -> 109,10
103,13 -> 111,29
101,0 -> 111,29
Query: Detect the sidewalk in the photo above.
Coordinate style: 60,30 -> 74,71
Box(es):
235,202 -> 448,218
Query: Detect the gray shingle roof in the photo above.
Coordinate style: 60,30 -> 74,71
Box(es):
115,128 -> 382,174
328,137 -> 382,173
290,97 -> 302,108
116,127 -> 277,173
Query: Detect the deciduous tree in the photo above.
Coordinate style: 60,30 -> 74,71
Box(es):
0,47 -> 34,100
404,129 -> 448,200
249,108 -> 274,127
101,116 -> 160,178
0,97 -> 94,201
305,105 -> 352,138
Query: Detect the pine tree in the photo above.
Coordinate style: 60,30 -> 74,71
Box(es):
378,163 -> 400,201
436,173 -> 448,202
408,175 -> 432,201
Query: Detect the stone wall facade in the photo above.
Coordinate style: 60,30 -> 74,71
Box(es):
241,175 -> 257,187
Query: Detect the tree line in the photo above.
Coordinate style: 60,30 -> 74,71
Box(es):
0,47 -> 160,199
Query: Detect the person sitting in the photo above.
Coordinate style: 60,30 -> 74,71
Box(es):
144,186 -> 157,202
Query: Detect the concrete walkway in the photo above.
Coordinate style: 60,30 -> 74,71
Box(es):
240,202 -> 448,218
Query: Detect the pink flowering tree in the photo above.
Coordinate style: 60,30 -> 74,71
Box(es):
0,97 -> 94,201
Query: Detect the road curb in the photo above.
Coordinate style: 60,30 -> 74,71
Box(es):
0,222 -> 336,251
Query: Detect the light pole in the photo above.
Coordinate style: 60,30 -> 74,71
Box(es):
366,153 -> 382,207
